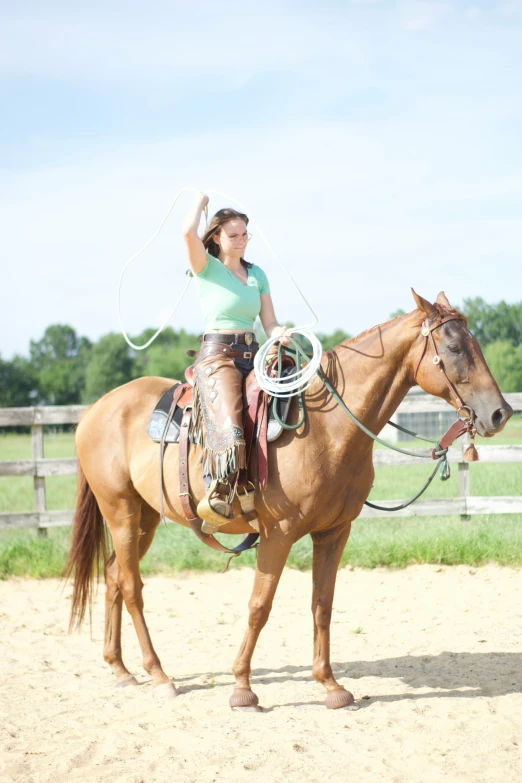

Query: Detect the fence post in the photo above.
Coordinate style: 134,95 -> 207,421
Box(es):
458,445 -> 471,522
31,414 -> 47,537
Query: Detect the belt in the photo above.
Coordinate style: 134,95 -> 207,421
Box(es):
198,341 -> 258,360
203,332 -> 258,347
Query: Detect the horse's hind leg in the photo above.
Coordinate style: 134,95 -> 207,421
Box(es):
311,523 -> 357,710
101,496 -> 175,698
103,500 -> 160,686
104,552 -> 136,686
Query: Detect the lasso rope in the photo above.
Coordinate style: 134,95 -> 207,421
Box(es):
117,187 -> 321,373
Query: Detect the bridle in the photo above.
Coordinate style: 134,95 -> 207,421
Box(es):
414,315 -> 477,439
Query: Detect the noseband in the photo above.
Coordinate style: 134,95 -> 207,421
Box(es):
414,315 -> 477,440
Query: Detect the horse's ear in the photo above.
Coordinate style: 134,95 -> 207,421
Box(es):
411,288 -> 438,319
435,291 -> 452,309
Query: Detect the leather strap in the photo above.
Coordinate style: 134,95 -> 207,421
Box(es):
431,418 -> 471,459
257,394 -> 268,489
245,386 -> 263,458
244,384 -> 270,490
414,316 -> 476,425
179,407 -> 198,522
159,383 -> 188,523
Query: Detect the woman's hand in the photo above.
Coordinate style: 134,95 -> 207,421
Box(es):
270,325 -> 291,346
200,193 -> 209,208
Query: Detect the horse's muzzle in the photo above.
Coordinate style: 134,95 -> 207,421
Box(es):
475,401 -> 513,437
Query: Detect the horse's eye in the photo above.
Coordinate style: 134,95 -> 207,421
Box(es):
448,344 -> 461,354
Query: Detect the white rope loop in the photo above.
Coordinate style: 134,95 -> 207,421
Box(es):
253,329 -> 323,398
117,186 -> 322,382
118,186 -> 206,350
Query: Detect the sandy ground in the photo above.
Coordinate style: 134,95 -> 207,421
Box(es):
1,565 -> 522,783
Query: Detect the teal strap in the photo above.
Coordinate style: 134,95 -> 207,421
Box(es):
317,368 -> 445,459
272,342 -> 306,430
364,458 -> 448,512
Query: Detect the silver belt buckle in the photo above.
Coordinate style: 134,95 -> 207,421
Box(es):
243,351 -> 253,359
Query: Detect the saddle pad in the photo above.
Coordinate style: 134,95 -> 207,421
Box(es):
147,383 -> 190,444
266,365 -> 298,442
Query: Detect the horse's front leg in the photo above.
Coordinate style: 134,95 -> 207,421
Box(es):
231,523 -> 295,711
311,523 -> 358,710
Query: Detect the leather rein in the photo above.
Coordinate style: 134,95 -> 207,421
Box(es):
315,315 -> 479,513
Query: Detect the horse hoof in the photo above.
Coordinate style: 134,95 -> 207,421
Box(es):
153,682 -> 178,700
229,688 -> 259,709
232,705 -> 263,713
115,674 -> 139,688
325,688 -> 357,710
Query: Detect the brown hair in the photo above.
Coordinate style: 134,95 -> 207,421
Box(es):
201,208 -> 252,269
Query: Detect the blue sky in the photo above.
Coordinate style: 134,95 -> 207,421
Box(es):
1,0 -> 521,357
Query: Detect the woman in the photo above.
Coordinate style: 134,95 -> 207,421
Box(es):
183,193 -> 289,532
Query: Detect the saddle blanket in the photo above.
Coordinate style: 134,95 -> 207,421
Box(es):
147,384 -> 190,444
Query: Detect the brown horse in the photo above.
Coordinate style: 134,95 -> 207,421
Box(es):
66,290 -> 512,710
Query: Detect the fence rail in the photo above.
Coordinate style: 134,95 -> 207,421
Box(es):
1,394 -> 521,532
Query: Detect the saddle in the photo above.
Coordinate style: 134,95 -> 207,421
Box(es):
147,363 -> 296,449
147,358 -> 297,554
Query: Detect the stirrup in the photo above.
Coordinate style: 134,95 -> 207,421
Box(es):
197,481 -> 233,533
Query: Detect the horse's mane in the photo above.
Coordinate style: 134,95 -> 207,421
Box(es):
338,304 -> 467,350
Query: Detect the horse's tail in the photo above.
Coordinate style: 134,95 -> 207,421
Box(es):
65,461 -> 108,632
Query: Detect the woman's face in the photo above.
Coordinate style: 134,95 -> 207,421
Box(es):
214,219 -> 250,258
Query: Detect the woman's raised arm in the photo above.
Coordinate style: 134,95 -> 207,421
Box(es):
182,193 -> 209,275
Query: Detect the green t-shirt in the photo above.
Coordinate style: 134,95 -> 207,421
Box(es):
195,253 -> 271,331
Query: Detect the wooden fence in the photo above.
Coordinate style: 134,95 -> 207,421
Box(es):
1,394 -> 521,533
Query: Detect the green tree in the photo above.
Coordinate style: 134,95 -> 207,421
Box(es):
83,333 -> 137,402
0,355 -> 36,407
318,329 -> 351,352
133,327 -> 199,379
30,324 -> 92,404
462,298 -> 522,347
144,344 -> 194,380
265,322 -> 351,355
389,308 -> 406,319
483,341 -> 522,393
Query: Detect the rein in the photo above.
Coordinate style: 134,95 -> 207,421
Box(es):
282,317 -> 478,513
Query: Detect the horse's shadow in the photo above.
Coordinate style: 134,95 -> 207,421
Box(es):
176,651 -> 522,706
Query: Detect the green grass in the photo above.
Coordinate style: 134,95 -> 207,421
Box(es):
2,513 -> 522,580
0,417 -> 521,578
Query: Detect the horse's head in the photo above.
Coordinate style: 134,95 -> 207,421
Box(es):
410,289 -> 512,437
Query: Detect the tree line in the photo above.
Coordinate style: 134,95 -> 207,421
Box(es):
0,323 -> 349,408
0,297 -> 520,408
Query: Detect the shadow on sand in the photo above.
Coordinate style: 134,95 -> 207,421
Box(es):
174,651 -> 522,707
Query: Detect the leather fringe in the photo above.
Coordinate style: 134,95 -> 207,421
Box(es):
192,376 -> 247,481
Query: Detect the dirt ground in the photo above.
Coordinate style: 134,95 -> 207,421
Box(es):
1,565 -> 522,783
